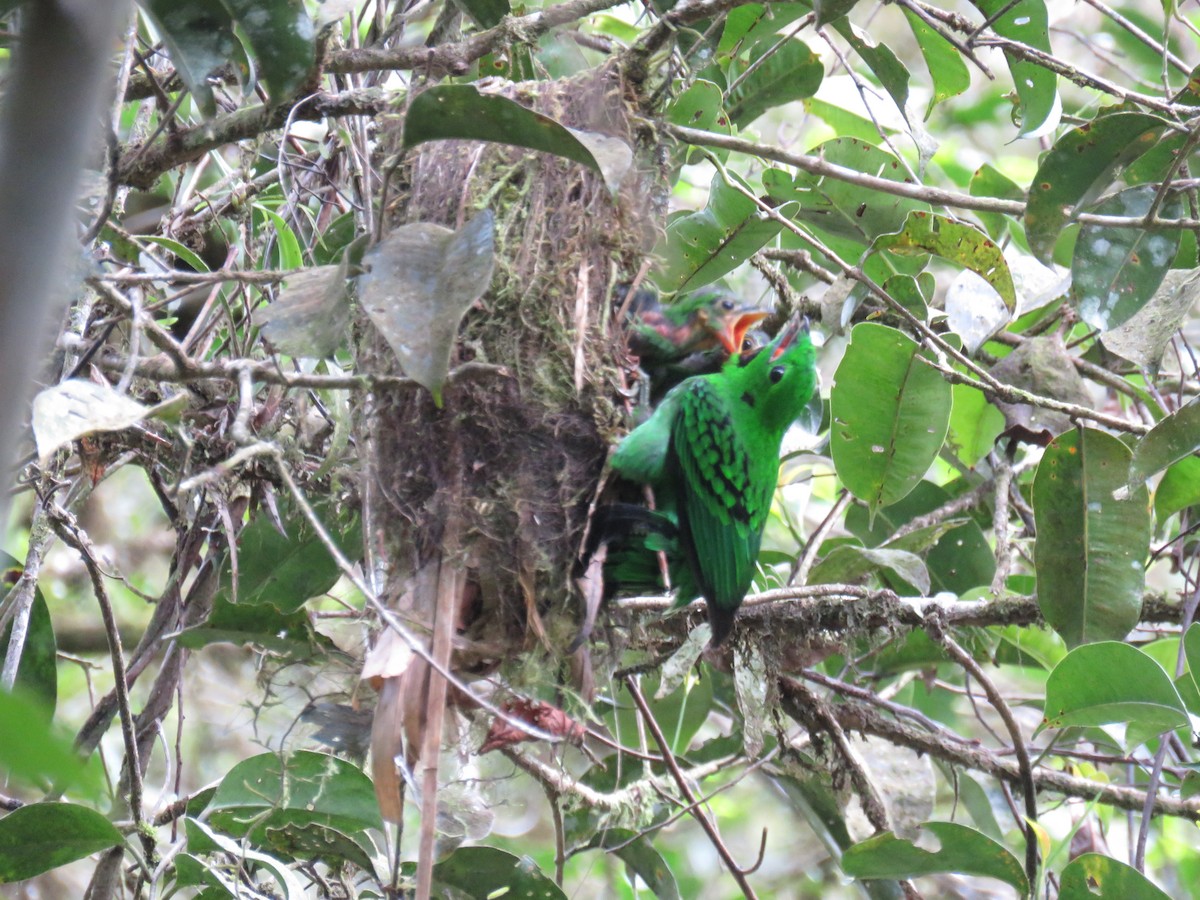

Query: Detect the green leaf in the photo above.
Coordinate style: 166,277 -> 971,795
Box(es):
220,0 -> 315,102
812,0 -> 861,27
969,163 -> 1023,241
1033,428 -> 1149,647
1041,642 -> 1187,736
831,323 -> 953,522
1059,853 -> 1173,900
359,211 -> 495,405
186,818 -> 307,899
604,672 -> 712,757
255,264 -> 351,358
718,3 -> 810,55
844,480 -> 995,595
809,545 -> 930,594
875,213 -> 1015,309
1024,112 -> 1167,262
665,80 -> 729,166
140,235 -> 211,273
1127,398 -> 1200,487
725,36 -> 822,127
832,19 -> 909,122
207,750 -> 383,835
777,138 -> 928,245
841,821 -> 1028,895
802,97 -> 887,142
904,10 -> 969,118
0,803 -> 122,883
0,690 -> 100,796
975,0 -> 1057,137
258,206 -> 304,271
0,555 -> 56,715
655,170 -> 791,293
1071,186 -> 1182,332
403,85 -> 631,191
140,0 -> 238,117
215,504 -> 358,613
1185,623 -> 1200,699
432,847 -> 566,900
1155,456 -> 1200,525
947,382 -> 1005,467
583,829 -> 679,899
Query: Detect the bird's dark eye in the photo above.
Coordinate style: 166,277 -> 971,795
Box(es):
721,299 -> 736,311
769,365 -> 786,384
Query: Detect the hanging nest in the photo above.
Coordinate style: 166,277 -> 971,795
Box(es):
356,65 -> 660,690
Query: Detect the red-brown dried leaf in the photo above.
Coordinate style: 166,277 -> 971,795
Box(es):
479,698 -> 585,753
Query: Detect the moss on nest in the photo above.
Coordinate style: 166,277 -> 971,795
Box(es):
355,64 -> 659,675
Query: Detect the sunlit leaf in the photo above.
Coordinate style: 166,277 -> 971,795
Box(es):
875,212 -> 1015,309
725,36 -> 822,127
947,382 -> 1005,467
358,211 -> 495,406
969,163 -> 1023,240
1034,429 -> 1149,647
0,691 -> 101,797
1071,186 -> 1182,332
1059,853 -> 1172,900
0,557 -> 56,717
31,380 -> 152,462
904,10 -> 969,118
1155,456 -> 1200,526
1041,642 -> 1187,735
975,0 -> 1058,137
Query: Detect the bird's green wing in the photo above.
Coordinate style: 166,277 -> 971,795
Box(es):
672,380 -> 765,616
610,389 -> 682,486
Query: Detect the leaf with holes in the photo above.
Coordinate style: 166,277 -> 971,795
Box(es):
725,36 -> 823,127
875,213 -> 1015,309
975,0 -> 1057,137
830,323 -> 952,523
1034,429 -> 1149,647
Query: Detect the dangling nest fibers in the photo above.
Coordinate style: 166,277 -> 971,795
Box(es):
356,64 -> 660,676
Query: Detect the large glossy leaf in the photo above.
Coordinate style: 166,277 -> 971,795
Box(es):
1025,112 -> 1168,262
841,821 -> 1027,895
725,36 -> 823,127
359,211 -> 495,405
403,86 -> 631,191
655,170 -> 792,292
1071,186 -> 1182,332
831,323 -> 952,522
221,0 -> 314,102
1126,398 -> 1200,487
1034,428 -> 1149,647
1059,853 -> 1172,900
904,10 -> 969,118
0,803 -> 122,883
771,138 -> 928,245
1041,642 -> 1187,735
139,0 -> 237,117
875,213 -> 1015,309
975,0 -> 1057,137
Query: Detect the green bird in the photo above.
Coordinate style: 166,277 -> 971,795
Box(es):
605,318 -> 818,646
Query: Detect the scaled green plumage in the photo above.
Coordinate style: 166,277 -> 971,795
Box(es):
607,319 -> 818,645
